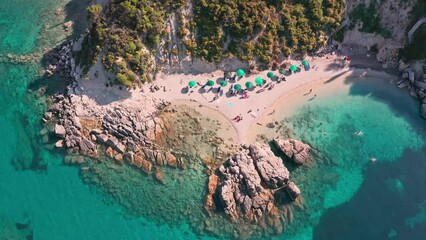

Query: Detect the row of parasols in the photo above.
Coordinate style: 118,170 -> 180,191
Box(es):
187,60 -> 310,90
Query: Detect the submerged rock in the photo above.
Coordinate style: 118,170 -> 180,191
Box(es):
273,138 -> 311,165
154,167 -> 165,184
421,103 -> 426,119
205,174 -> 219,216
55,140 -> 64,148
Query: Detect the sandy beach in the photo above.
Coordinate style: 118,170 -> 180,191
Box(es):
75,54 -> 397,144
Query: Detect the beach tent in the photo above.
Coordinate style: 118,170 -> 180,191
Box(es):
255,77 -> 263,85
188,80 -> 196,88
301,60 -> 309,67
234,84 -> 242,91
289,65 -> 298,72
245,81 -> 254,89
267,72 -> 274,79
236,69 -> 245,77
207,80 -> 215,86
220,80 -> 228,87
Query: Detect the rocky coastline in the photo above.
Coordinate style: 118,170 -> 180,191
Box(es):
396,61 -> 426,119
39,39 -> 187,181
37,29 -> 423,238
38,39 -> 315,237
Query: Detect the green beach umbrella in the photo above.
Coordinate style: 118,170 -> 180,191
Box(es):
188,80 -> 196,88
234,84 -> 242,91
245,81 -> 254,89
267,72 -> 274,79
290,65 -> 298,72
301,60 -> 309,67
206,80 -> 215,86
220,80 -> 228,87
236,69 -> 245,77
255,77 -> 263,85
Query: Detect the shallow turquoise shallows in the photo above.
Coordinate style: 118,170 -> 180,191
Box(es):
1,0 -> 426,239
0,0 -> 200,239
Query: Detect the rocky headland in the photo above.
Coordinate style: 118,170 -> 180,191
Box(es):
204,140 -> 310,235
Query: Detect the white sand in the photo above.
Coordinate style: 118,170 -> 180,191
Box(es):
75,54 -> 396,144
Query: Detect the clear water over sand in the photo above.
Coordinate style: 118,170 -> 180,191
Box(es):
269,77 -> 426,240
1,0 -> 426,239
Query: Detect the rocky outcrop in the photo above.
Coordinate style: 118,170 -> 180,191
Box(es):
249,143 -> 289,188
209,142 -> 301,230
286,182 -> 301,200
54,124 -> 66,138
204,174 -> 219,216
140,158 -> 153,174
397,68 -> 426,119
273,138 -> 311,165
219,180 -> 238,220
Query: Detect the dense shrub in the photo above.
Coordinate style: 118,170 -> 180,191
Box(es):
348,0 -> 392,38
79,0 -> 346,86
401,25 -> 426,60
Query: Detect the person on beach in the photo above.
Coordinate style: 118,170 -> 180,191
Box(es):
201,81 -> 209,90
309,89 -> 312,94
210,94 -> 219,102
232,114 -> 242,122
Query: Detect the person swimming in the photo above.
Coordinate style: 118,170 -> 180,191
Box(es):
355,130 -> 363,136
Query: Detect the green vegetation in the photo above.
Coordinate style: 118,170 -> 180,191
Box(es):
349,1 -> 391,38
408,0 -> 426,29
78,0 -> 346,87
191,0 -> 345,63
400,0 -> 426,61
401,25 -> 426,60
87,4 -> 102,21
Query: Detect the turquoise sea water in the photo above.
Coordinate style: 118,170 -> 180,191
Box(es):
1,0 -> 426,239
0,0 -> 200,239
272,78 -> 426,240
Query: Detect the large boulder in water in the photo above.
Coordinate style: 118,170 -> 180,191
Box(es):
249,143 -> 290,189
286,182 -> 301,200
421,103 -> 426,119
273,138 -> 311,165
54,124 -> 66,138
